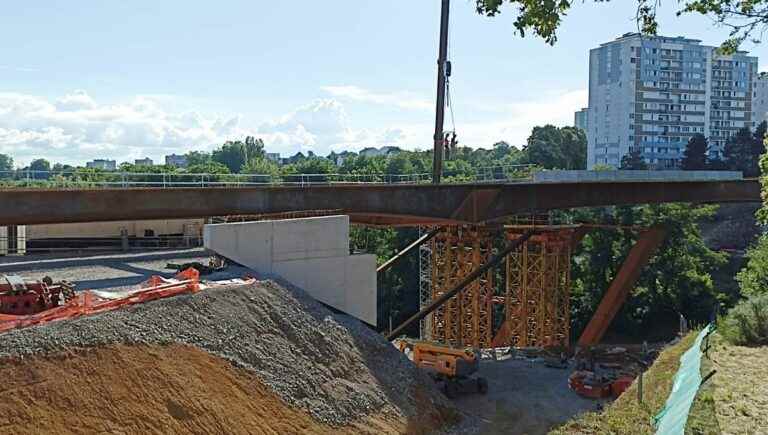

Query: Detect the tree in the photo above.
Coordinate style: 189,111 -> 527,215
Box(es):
681,134 -> 708,170
28,158 -> 51,179
736,235 -> 768,298
0,154 -> 13,172
570,204 -> 726,337
474,0 -> 768,51
751,121 -> 767,170
212,136 -> 265,173
185,151 -> 212,166
724,126 -> 756,176
523,125 -> 586,169
186,162 -> 230,174
620,148 -> 648,170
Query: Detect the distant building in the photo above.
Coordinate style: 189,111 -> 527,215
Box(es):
85,159 -> 116,171
574,108 -> 589,131
134,158 -> 154,166
753,73 -> 768,124
165,154 -> 188,168
587,32 -> 759,169
265,153 -> 281,163
359,146 -> 402,158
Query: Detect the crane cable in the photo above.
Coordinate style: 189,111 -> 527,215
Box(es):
445,11 -> 458,159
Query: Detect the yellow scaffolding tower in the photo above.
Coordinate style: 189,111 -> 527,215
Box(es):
424,225 -> 574,349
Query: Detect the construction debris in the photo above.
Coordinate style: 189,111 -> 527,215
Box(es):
568,343 -> 661,400
0,280 -> 459,429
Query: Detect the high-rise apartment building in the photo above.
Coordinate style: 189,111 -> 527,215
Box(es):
587,33 -> 758,169
574,108 -> 589,131
753,73 -> 768,123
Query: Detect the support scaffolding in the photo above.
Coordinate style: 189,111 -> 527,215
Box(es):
501,229 -> 572,348
419,225 -> 574,349
429,226 -> 494,348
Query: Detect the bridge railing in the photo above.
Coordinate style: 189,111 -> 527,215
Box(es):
0,164 -> 535,188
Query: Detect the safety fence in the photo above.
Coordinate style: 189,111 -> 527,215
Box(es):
0,268 -> 206,333
652,323 -> 715,434
0,164 -> 535,188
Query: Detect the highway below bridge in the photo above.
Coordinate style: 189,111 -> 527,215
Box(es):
0,179 -> 760,227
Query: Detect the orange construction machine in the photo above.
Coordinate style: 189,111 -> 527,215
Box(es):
398,340 -> 488,398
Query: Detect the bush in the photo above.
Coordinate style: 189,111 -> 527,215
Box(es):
736,235 -> 768,298
721,293 -> 768,346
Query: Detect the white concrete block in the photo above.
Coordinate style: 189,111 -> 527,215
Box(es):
272,215 -> 348,262
274,256 -> 348,310
204,216 -> 376,326
345,254 -> 377,325
204,221 -> 273,274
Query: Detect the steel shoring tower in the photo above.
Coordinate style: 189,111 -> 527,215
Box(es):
419,224 -> 573,349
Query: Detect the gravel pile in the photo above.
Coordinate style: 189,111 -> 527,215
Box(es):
0,280 -> 453,426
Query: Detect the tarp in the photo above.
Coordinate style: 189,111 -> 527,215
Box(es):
653,324 -> 714,435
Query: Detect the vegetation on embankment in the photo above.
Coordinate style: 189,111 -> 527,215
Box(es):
550,332 -> 698,435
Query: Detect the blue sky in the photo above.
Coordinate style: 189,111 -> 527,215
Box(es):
1,1 -> 765,166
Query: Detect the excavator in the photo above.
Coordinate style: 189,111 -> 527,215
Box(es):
397,340 -> 488,398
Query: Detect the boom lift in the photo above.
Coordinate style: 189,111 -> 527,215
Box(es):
398,340 -> 488,398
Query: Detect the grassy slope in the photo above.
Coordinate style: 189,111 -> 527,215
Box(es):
550,332 -> 698,435
706,335 -> 768,434
552,332 -> 768,435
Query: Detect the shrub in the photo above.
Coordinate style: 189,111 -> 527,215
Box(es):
736,235 -> 768,298
721,293 -> 768,346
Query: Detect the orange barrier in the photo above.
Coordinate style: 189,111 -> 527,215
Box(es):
0,268 -> 201,333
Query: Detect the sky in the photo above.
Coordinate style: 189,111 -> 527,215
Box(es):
1,1 -> 767,167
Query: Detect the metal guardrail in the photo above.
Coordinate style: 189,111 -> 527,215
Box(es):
0,164 -> 536,188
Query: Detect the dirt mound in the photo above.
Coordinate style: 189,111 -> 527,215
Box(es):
0,281 -> 460,432
0,344 -> 410,434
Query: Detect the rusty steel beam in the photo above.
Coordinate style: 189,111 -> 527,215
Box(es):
377,227 -> 440,274
577,228 -> 667,347
385,230 -> 534,341
0,180 -> 759,226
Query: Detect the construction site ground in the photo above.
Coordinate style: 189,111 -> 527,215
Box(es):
0,248 -> 249,293
452,353 -> 599,434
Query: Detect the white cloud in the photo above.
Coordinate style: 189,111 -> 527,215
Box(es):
0,87 -> 587,167
0,91 -> 248,166
321,85 -> 432,111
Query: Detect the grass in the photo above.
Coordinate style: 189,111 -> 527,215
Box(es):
550,332 -> 698,435
706,334 -> 768,434
551,331 -> 768,435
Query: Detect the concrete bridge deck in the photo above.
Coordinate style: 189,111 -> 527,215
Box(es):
0,179 -> 760,227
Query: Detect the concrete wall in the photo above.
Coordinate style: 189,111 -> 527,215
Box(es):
25,219 -> 204,239
204,215 -> 376,325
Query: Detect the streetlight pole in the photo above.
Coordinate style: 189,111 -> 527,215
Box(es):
432,0 -> 450,184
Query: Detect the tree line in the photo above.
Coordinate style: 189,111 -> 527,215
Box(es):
620,121 -> 767,176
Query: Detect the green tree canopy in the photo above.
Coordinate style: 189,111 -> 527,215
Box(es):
681,134 -> 709,170
523,125 -> 586,169
0,154 -> 13,172
474,0 -> 768,51
570,204 -> 726,336
212,136 -> 265,173
724,126 -> 757,176
620,148 -> 648,170
185,151 -> 213,166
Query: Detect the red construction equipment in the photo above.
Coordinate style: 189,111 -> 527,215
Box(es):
0,275 -> 76,315
0,268 -> 202,333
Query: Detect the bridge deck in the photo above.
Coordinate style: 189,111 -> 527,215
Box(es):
0,179 -> 760,226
